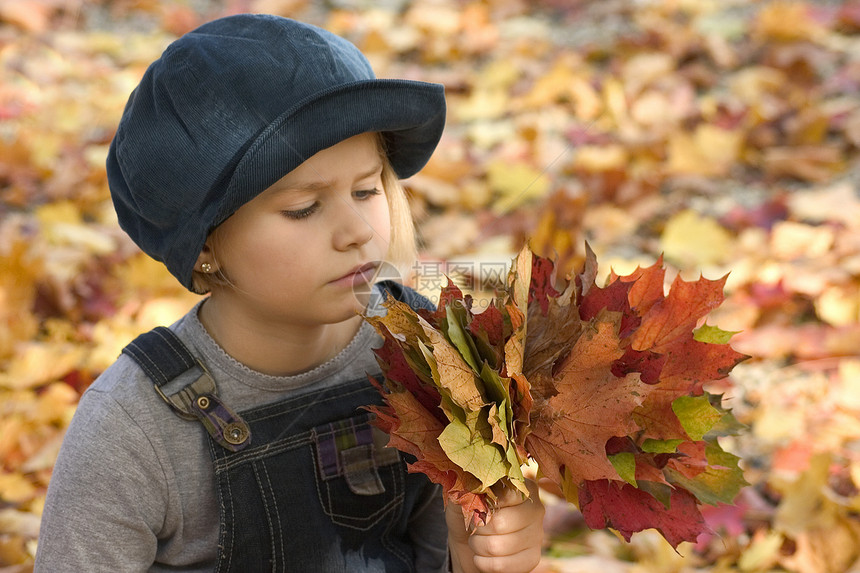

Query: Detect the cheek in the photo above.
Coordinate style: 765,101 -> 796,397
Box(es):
373,200 -> 393,245
217,222 -> 308,282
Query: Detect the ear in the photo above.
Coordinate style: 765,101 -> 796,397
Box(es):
194,242 -> 216,273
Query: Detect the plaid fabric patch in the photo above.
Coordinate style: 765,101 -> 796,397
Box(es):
315,418 -> 373,480
314,417 -> 398,496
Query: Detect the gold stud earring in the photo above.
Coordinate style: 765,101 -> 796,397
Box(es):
201,263 -> 213,273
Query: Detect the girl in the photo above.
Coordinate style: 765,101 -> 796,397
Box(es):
35,14 -> 544,573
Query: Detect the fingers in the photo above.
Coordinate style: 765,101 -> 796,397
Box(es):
492,477 -> 540,509
467,479 -> 545,573
472,547 -> 542,573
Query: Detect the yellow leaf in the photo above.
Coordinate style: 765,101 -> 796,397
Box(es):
0,342 -> 86,390
816,285 -> 860,327
0,508 -> 41,538
602,77 -> 627,128
729,66 -> 787,107
739,530 -> 783,572
422,327 -> 486,411
778,520 -> 860,573
454,87 -> 509,121
772,453 -> 839,537
0,241 -> 41,360
660,209 -> 734,268
115,253 -> 200,298
753,1 -> 827,42
516,54 -> 598,119
630,90 -> 677,128
0,472 -> 36,504
487,160 -> 550,214
621,52 -> 674,95
771,221 -> 835,260
572,144 -> 628,172
787,182 -> 860,227
667,124 -> 743,177
753,401 -> 806,442
34,382 -> 78,426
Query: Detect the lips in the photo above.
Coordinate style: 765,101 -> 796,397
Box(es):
332,262 -> 379,286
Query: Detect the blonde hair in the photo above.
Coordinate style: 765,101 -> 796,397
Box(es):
190,140 -> 417,294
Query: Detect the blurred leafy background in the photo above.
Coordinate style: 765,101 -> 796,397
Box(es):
1,0 -> 859,571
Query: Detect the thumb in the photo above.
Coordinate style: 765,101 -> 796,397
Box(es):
493,478 -> 538,509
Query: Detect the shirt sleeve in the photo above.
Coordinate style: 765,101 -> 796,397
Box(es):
408,481 -> 450,573
35,388 -> 168,573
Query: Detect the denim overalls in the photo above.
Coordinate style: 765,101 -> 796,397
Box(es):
122,282 -> 445,572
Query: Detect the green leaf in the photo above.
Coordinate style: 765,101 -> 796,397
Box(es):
693,324 -> 739,344
444,302 -> 482,373
438,415 -> 508,488
672,395 -> 723,441
637,480 -> 673,509
705,403 -> 748,439
479,362 -> 515,434
608,452 -> 637,487
664,441 -> 748,505
504,443 -> 527,493
641,438 -> 684,453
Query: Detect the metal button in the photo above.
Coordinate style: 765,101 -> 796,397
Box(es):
196,396 -> 210,410
224,423 -> 249,445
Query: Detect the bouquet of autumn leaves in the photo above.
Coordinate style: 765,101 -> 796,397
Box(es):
364,244 -> 749,548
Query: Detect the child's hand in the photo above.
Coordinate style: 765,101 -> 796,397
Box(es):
446,479 -> 545,573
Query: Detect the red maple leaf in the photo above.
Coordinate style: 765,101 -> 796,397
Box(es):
580,479 -> 707,547
525,316 -> 650,485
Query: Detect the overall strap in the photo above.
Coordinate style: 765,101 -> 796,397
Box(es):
122,326 -> 251,452
376,279 -> 436,312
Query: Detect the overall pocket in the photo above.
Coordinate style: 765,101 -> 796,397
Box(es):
312,413 -> 404,530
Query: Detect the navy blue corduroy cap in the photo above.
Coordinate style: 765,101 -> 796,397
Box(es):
107,14 -> 446,290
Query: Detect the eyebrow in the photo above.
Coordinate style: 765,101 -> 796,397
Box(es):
287,161 -> 384,191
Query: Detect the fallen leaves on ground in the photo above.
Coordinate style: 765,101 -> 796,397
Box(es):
1,0 -> 859,570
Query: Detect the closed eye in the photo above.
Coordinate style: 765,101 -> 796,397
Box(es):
353,188 -> 383,200
281,202 -> 320,220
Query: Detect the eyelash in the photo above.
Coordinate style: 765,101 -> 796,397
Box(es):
282,203 -> 319,220
281,188 -> 382,220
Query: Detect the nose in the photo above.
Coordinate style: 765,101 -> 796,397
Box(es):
331,200 -> 376,251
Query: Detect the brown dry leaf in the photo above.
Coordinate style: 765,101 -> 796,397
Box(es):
763,145 -> 846,182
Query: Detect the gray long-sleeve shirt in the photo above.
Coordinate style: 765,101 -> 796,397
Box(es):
35,299 -> 448,572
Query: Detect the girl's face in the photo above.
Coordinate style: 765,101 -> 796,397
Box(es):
204,132 -> 392,326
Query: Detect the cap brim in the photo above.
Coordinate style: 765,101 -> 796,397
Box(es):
173,78 -> 446,286
228,78 -> 444,213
